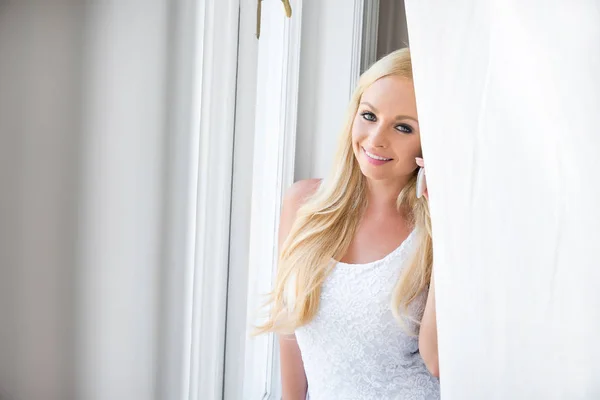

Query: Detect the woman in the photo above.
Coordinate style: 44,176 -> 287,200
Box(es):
256,48 -> 440,399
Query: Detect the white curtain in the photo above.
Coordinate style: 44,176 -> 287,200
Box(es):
405,1 -> 600,398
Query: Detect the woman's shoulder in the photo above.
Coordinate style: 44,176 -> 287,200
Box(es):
284,178 -> 322,208
280,179 -> 322,232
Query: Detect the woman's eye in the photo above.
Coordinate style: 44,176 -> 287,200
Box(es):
361,112 -> 376,122
395,124 -> 413,134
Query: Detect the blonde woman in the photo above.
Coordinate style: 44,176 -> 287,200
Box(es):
256,48 -> 440,399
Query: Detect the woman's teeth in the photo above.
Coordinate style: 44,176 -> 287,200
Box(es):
364,149 -> 392,161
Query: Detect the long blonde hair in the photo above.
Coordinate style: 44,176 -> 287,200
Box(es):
255,48 -> 432,334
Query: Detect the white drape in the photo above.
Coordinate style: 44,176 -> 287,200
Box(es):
405,1 -> 600,398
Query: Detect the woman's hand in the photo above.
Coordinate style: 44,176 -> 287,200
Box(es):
415,157 -> 428,200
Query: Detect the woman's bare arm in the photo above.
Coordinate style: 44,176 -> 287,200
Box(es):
278,179 -> 321,399
279,333 -> 307,400
418,271 -> 439,378
415,157 -> 439,377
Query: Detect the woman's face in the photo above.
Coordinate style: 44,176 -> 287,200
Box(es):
352,76 -> 421,184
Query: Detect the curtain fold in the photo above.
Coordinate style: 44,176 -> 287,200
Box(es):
405,1 -> 600,398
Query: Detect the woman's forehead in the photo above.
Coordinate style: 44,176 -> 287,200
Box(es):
361,76 -> 417,116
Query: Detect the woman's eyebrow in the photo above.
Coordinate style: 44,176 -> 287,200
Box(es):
360,101 -> 379,113
395,115 -> 419,124
360,101 -> 418,124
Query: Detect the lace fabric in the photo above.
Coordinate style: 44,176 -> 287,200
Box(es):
294,231 -> 440,399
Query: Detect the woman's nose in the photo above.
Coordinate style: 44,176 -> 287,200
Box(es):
367,124 -> 388,148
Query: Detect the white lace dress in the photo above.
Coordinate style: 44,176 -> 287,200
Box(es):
294,231 -> 440,399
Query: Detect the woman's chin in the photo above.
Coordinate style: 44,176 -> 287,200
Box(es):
359,166 -> 392,181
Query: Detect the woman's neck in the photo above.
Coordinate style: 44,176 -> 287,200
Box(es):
365,176 -> 408,211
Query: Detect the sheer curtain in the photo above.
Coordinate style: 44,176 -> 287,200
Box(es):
406,1 -> 600,398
